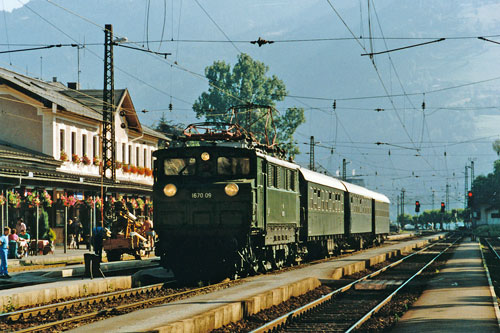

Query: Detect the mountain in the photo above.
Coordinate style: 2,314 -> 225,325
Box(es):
1,0 -> 500,217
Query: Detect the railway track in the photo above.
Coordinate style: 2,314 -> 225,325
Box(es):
248,236 -> 459,333
479,237 -> 500,310
1,279 -> 241,332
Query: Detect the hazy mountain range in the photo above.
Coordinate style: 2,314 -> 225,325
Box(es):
2,0 -> 500,218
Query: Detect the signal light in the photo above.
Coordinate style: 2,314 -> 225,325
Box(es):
415,200 -> 420,213
467,191 -> 473,207
440,202 -> 445,213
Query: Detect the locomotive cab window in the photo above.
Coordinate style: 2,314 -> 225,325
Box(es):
164,158 -> 196,175
217,157 -> 250,175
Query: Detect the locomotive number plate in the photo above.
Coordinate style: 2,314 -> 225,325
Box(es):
191,192 -> 212,199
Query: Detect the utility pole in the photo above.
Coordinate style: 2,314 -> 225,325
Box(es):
309,136 -> 315,171
470,160 -> 474,187
445,183 -> 449,212
401,188 -> 405,222
396,194 -> 400,224
102,24 -> 116,182
432,189 -> 435,210
464,165 -> 469,210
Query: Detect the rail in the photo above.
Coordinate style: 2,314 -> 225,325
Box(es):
250,236 -> 458,333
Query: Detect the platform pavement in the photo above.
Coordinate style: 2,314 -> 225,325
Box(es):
9,246 -> 91,268
68,233 -> 446,333
391,240 -> 500,333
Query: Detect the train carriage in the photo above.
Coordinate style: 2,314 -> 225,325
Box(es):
299,168 -> 346,257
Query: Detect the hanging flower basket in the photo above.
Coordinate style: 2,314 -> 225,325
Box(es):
95,198 -> 103,210
129,198 -> 139,210
72,154 -> 81,164
82,154 -> 91,165
60,151 -> 68,161
41,190 -> 52,207
136,198 -> 145,211
61,195 -> 77,207
0,194 -> 5,206
25,191 -> 41,208
8,191 -> 21,208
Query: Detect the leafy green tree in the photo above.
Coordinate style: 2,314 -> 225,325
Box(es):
193,53 -> 305,157
472,160 -> 500,210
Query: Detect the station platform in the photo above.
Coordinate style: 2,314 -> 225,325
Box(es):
68,233 -> 446,333
9,247 -> 89,268
391,240 -> 500,333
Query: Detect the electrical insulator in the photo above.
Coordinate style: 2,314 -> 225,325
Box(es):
169,103 -> 173,111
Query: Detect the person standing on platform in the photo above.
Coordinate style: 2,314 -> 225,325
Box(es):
68,219 -> 76,249
93,226 -> 104,260
8,229 -> 18,259
0,227 -> 10,278
73,218 -> 83,250
15,218 -> 26,235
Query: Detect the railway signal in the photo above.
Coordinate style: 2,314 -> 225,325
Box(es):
415,200 -> 420,213
467,191 -> 473,208
440,202 -> 445,213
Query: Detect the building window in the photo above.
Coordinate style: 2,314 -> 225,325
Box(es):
59,129 -> 65,152
82,134 -> 87,156
128,145 -> 132,165
122,143 -> 126,162
71,132 -> 76,156
93,136 -> 98,158
144,148 -> 147,168
136,146 -> 139,166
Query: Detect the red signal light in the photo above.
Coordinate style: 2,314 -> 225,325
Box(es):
468,191 -> 473,197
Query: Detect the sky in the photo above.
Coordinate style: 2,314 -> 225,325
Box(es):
1,0 -> 500,219
1,0 -> 25,12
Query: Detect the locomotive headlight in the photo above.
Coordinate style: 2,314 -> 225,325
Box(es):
224,183 -> 239,197
201,152 -> 210,161
163,184 -> 177,197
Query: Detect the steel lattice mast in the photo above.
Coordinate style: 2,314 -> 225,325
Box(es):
102,24 -> 116,182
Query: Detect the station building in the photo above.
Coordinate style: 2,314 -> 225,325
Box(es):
0,67 -> 168,244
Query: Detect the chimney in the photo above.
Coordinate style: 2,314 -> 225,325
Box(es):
67,82 -> 80,90
52,77 -> 57,82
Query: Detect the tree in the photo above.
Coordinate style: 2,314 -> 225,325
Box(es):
193,53 -> 305,157
154,113 -> 185,149
493,139 -> 500,156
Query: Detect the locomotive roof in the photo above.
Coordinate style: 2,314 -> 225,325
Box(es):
341,181 -> 390,203
256,152 -> 300,170
299,168 -> 346,191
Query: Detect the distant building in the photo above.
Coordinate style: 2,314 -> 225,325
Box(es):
475,204 -> 500,226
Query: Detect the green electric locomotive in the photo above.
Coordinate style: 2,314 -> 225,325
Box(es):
153,123 -> 389,282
